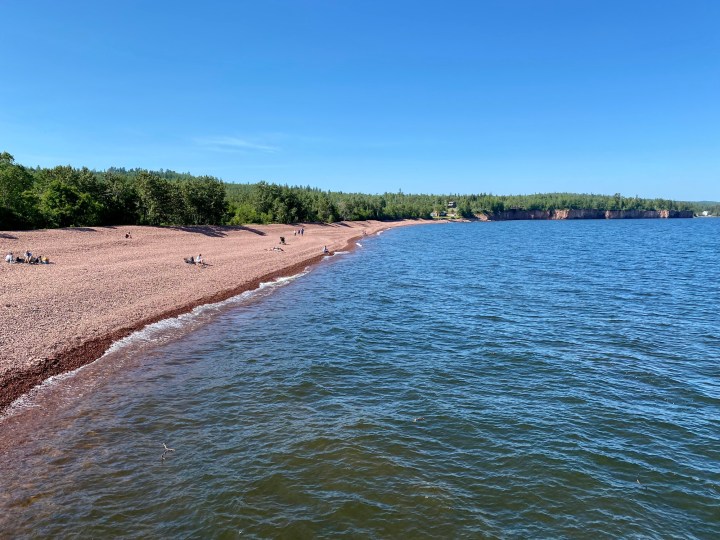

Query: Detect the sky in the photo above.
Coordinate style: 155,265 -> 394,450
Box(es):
1,0 -> 718,200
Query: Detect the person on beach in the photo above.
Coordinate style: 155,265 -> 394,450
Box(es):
125,232 -> 132,239
301,228 -> 304,236
5,252 -> 13,263
322,245 -> 329,254
24,250 -> 32,263
195,254 -> 204,265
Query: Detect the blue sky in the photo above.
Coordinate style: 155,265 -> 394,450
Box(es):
1,0 -> 718,200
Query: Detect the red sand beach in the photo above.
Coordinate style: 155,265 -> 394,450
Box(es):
0,220 -> 425,411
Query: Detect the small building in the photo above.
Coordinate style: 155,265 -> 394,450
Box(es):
447,201 -> 457,208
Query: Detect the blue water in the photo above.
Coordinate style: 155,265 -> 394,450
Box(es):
1,219 -> 719,538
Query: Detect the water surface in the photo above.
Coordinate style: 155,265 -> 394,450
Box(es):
1,219 -> 719,538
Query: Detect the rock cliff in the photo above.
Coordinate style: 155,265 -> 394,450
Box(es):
475,209 -> 693,221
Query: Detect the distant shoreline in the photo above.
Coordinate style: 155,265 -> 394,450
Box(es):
473,209 -> 694,221
0,220 -> 430,413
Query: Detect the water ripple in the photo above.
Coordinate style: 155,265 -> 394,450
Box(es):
1,220 -> 719,538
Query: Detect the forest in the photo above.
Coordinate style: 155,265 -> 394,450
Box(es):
1,152 -> 716,230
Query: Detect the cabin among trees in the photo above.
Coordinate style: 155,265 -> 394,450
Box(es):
432,201 -> 458,218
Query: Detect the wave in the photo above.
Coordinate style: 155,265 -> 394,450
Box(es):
1,270 -> 309,419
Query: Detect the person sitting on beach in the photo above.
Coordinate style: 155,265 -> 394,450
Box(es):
125,232 -> 132,239
24,250 -> 32,263
195,254 -> 204,265
39,255 -> 49,264
279,236 -> 286,245
184,255 -> 195,264
322,245 -> 329,254
5,252 -> 12,263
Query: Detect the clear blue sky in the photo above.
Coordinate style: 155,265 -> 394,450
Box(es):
1,0 -> 718,200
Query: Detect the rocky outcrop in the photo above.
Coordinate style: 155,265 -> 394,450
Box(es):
475,209 -> 693,221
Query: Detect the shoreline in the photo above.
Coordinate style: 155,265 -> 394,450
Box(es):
474,209 -> 694,221
1,251 -> 327,413
0,220 -> 428,413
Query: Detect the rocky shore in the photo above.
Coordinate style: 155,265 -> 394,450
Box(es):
475,209 -> 694,221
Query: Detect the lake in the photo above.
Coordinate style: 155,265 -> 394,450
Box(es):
1,219 -> 719,538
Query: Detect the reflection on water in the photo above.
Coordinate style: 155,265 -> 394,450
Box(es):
1,220 -> 719,538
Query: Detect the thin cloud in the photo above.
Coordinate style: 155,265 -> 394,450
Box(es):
195,136 -> 279,153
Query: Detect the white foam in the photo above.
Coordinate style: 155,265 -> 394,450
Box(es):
3,369 -> 83,415
105,269 -> 309,354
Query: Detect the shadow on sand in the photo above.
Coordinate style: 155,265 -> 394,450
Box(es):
169,225 -> 267,237
62,227 -> 98,233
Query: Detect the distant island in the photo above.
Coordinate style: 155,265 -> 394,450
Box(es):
1,151 -> 715,230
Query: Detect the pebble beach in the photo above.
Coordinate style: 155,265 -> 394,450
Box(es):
0,220 -> 423,411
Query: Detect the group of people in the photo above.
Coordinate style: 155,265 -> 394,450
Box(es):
293,228 -> 305,236
5,250 -> 49,264
184,254 -> 205,266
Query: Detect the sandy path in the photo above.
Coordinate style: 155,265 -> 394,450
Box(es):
0,220 -> 425,410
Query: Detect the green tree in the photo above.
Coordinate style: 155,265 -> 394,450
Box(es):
135,172 -> 174,225
0,152 -> 36,228
37,180 -> 103,227
181,176 -> 228,224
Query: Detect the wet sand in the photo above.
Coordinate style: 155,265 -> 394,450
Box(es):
0,220 -> 424,411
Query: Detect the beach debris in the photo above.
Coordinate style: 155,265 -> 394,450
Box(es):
161,443 -> 175,461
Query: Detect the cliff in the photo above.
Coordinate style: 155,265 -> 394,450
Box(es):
475,209 -> 694,221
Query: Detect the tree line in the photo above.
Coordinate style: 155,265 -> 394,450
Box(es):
1,152 -> 715,230
0,152 -> 227,229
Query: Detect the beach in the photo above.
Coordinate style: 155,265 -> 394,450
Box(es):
0,220 -> 424,411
